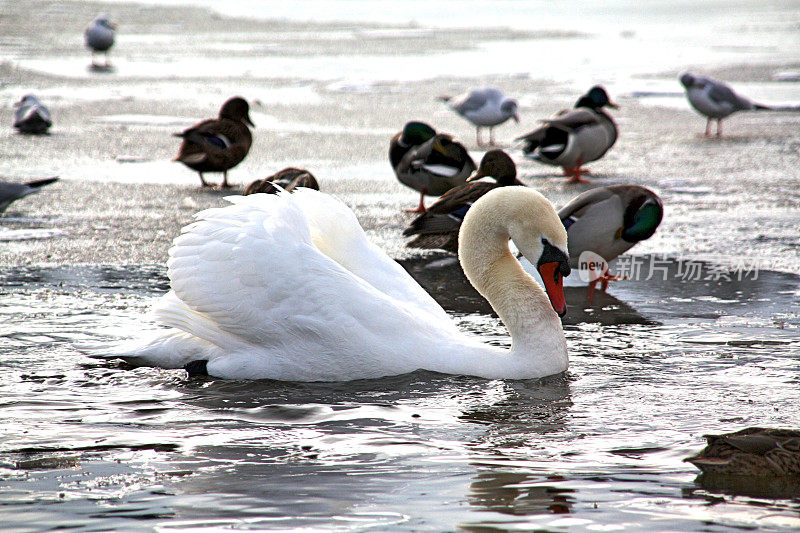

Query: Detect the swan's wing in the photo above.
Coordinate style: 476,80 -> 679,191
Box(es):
288,189 -> 450,320
165,192 -> 453,349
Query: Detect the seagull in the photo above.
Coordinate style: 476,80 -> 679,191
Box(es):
440,87 -> 519,146
85,14 -> 117,68
0,177 -> 59,214
679,72 -> 772,137
13,95 -> 52,134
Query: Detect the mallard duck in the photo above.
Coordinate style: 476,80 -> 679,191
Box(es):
13,95 -> 52,134
679,72 -> 772,137
558,185 -> 662,296
685,427 -> 800,476
84,14 -> 116,68
440,87 -> 519,146
243,168 -> 319,195
403,150 -> 524,252
0,177 -> 59,214
390,121 -> 437,172
516,86 -> 618,183
174,97 -> 254,188
107,187 -> 570,381
393,131 -> 476,213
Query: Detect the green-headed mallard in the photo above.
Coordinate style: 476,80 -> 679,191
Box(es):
517,86 -> 618,183
392,129 -> 476,213
559,184 -> 663,295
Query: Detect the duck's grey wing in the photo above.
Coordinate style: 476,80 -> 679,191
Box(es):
544,108 -> 601,131
557,186 -> 616,220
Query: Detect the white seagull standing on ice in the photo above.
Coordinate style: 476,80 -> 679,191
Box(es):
679,72 -> 772,137
440,87 -> 520,146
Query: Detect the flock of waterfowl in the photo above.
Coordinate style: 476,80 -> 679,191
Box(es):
6,14 -> 800,478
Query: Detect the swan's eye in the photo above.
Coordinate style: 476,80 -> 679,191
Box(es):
537,238 -> 570,278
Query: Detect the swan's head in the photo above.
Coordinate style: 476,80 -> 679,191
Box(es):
507,191 -> 570,317
461,187 -> 570,317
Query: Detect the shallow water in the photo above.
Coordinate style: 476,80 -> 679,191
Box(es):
2,261 -> 799,531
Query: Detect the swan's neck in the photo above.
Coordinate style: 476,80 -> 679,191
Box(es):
458,220 -> 568,373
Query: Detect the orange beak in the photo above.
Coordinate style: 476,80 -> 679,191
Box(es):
538,261 -> 567,317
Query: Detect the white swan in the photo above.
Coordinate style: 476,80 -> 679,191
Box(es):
111,187 -> 571,381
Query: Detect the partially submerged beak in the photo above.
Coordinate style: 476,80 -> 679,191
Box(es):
538,261 -> 567,317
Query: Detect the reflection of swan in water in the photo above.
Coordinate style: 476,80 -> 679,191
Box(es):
458,378 -> 575,523
111,187 -> 571,381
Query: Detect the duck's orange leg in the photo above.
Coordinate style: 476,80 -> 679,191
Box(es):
405,189 -> 428,213
586,271 -> 626,300
564,159 -> 591,183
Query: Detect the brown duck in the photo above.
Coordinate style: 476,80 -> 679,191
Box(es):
174,97 -> 254,188
403,149 -> 523,252
685,427 -> 800,476
243,167 -> 319,195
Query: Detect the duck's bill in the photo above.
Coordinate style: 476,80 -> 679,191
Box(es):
607,101 -> 620,109
466,168 -> 488,182
538,261 -> 567,317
